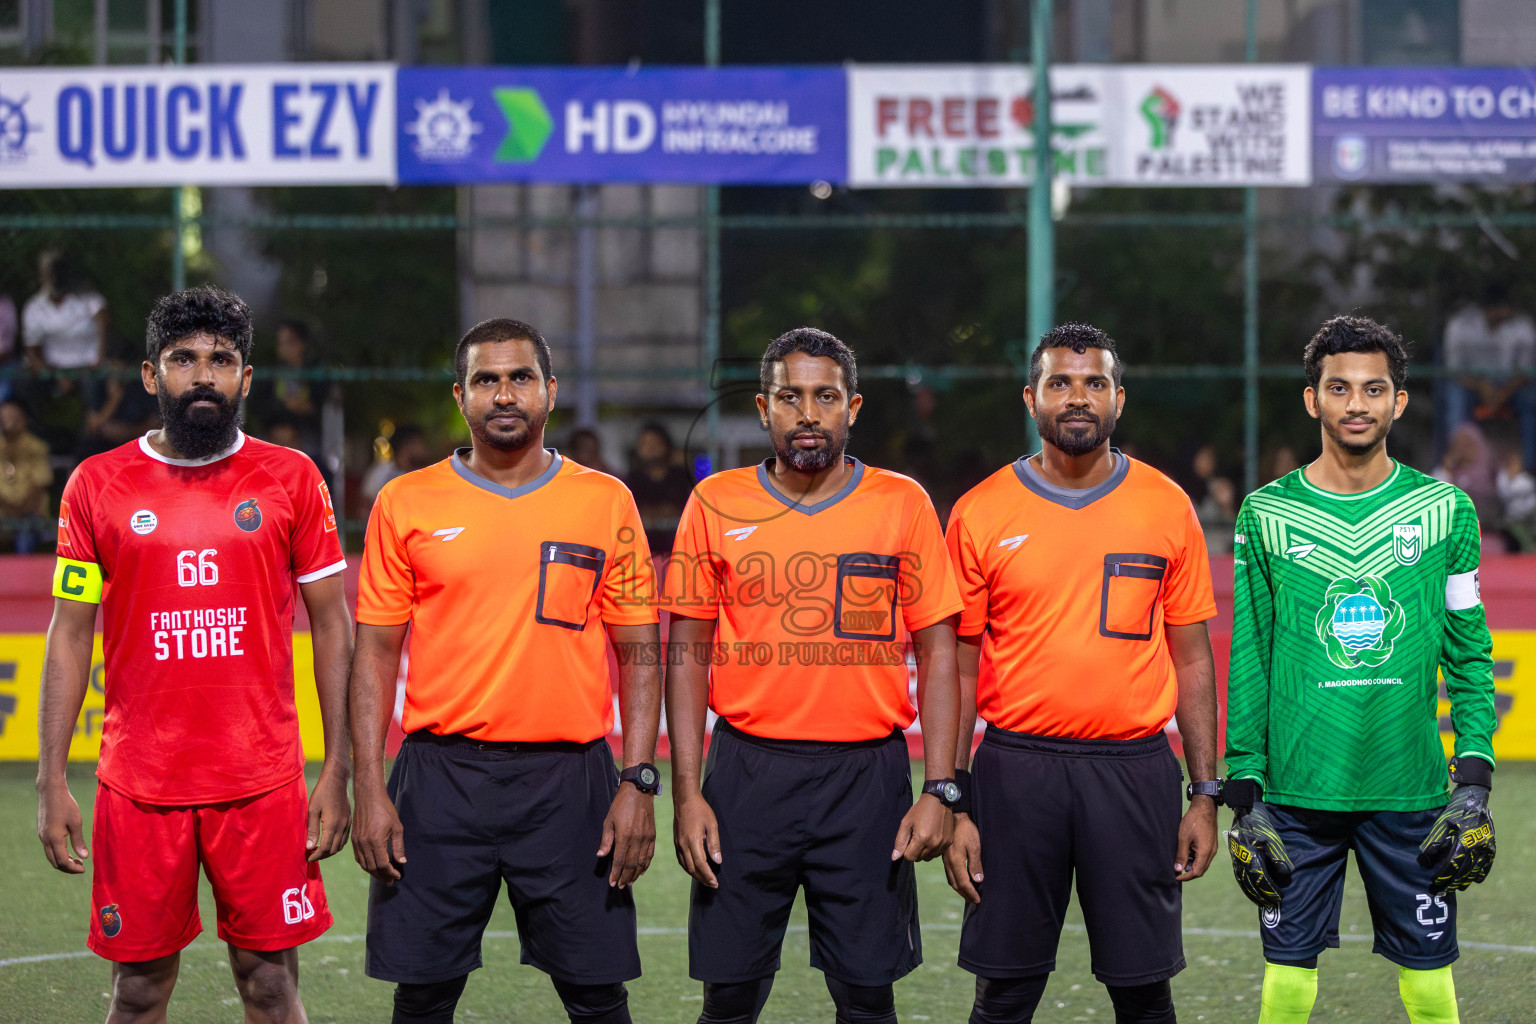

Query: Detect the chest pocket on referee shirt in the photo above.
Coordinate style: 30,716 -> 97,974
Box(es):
833,552 -> 900,641
1099,552 -> 1167,642
536,540 -> 606,631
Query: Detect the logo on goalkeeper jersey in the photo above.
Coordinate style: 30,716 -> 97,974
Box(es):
1315,575 -> 1406,670
1393,523 -> 1423,565
1261,905 -> 1281,929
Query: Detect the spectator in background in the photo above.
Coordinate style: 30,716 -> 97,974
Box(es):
22,250 -> 108,373
1196,475 -> 1237,555
568,427 -> 616,475
1266,444 -> 1300,482
361,424 -> 430,505
251,319 -> 329,460
0,266 -> 18,406
76,343 -> 159,460
1443,284 -> 1536,470
0,399 -> 53,553
625,421 -> 694,554
1497,447 -> 1536,552
1434,421 -> 1500,524
1186,442 -> 1219,504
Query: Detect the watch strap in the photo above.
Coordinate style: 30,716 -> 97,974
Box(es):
619,762 -> 663,795
1186,779 -> 1223,803
922,778 -> 962,808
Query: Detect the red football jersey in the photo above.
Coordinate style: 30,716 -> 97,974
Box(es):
53,433 -> 345,805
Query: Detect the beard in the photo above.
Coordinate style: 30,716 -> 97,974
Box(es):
770,423 -> 846,474
469,400 -> 549,452
1323,414 -> 1391,457
1038,407 -> 1116,457
157,381 -> 243,460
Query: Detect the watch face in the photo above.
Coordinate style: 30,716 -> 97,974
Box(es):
639,766 -> 658,788
941,781 -> 960,804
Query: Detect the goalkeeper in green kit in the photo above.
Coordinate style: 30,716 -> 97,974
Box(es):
1224,316 -> 1496,1024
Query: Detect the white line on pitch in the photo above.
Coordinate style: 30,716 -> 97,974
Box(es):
7,924 -> 1533,969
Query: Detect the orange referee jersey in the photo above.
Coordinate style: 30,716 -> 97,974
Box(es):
945,452 -> 1216,740
663,458 -> 963,741
357,451 -> 657,743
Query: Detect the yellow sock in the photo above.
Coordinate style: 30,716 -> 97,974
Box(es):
1398,965 -> 1459,1024
1258,963 -> 1317,1024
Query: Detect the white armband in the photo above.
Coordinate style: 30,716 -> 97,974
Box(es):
1445,569 -> 1481,611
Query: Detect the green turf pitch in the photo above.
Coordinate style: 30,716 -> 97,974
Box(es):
1,762 -> 1532,1023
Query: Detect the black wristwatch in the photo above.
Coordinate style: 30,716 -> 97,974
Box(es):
1186,779 -> 1223,804
619,763 -> 663,796
922,778 -> 963,808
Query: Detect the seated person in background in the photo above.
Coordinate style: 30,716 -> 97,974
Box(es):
1197,475 -> 1237,555
0,399 -> 53,553
77,347 -> 159,460
250,320 -> 329,461
624,421 -> 695,554
568,427 -> 616,475
1443,284 -> 1535,471
1497,447 -> 1536,552
361,424 -> 430,506
1434,421 -> 1501,525
23,250 -> 107,373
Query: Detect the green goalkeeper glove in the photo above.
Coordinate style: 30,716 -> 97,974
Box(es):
1224,779 -> 1293,910
1418,757 -> 1495,895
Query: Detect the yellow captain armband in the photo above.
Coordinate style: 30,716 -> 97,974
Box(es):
52,558 -> 104,604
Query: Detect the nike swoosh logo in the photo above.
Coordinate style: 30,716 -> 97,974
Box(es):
998,534 -> 1029,552
725,526 -> 758,541
432,527 -> 466,542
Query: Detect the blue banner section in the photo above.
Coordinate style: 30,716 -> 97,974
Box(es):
396,67 -> 846,185
1315,67 -> 1536,182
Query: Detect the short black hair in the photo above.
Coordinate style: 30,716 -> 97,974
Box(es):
455,318 -> 552,386
145,286 -> 254,365
276,319 -> 312,345
390,424 -> 424,448
1028,322 -> 1123,389
759,327 -> 858,396
1303,315 -> 1409,391
638,420 -> 675,452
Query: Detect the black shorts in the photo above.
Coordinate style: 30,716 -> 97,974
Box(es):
364,732 -> 641,986
958,726 -> 1185,987
1259,803 -> 1458,970
688,720 -> 921,986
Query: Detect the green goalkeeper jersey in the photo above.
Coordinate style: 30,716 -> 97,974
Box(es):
1225,461 -> 1495,812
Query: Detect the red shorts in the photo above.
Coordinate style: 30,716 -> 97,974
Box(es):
88,774 -> 332,962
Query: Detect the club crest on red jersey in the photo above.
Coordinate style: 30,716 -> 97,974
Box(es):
234,499 -> 262,533
99,904 -> 123,937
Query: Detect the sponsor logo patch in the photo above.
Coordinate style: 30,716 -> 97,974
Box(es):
234,498 -> 262,533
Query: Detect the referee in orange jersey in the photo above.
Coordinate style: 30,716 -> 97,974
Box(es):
942,324 -> 1220,1024
665,328 -> 963,1024
349,319 -> 663,1024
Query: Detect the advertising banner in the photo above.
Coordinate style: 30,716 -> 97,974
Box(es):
396,66 -> 845,185
0,63 -> 395,187
847,64 -> 1113,188
0,633 -> 331,761
848,64 -> 1310,188
1315,67 -> 1536,183
1111,65 -> 1311,186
